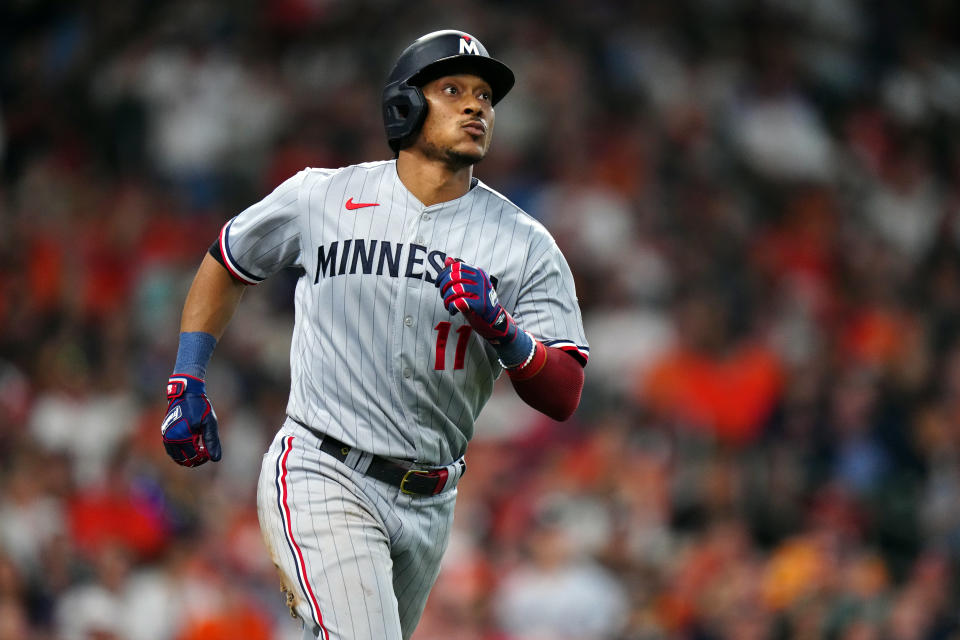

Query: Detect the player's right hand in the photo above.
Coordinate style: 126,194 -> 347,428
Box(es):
161,375 -> 222,467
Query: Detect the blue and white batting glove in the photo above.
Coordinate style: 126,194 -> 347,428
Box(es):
435,257 -> 534,368
161,374 -> 221,467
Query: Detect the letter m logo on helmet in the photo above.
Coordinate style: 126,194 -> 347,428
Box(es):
459,36 -> 480,56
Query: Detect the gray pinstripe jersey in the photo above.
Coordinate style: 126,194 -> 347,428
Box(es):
219,160 -> 588,465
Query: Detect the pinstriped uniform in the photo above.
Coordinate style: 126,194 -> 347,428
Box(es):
226,160 -> 587,639
258,421 -> 456,640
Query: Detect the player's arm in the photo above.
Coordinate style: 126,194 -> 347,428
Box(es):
161,254 -> 248,467
435,258 -> 584,421
182,252 -> 247,337
504,341 -> 584,421
161,171 -> 306,467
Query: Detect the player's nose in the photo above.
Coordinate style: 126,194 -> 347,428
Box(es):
461,94 -> 485,115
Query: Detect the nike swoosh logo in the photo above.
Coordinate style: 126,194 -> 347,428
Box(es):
345,198 -> 379,210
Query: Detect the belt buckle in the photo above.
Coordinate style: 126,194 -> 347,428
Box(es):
400,469 -> 434,496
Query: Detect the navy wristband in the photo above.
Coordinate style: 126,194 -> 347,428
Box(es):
495,329 -> 534,369
174,332 -> 217,380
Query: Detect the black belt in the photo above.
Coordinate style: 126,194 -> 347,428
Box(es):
318,433 -> 457,496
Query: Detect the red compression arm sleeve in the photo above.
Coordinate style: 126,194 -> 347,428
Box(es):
507,342 -> 585,421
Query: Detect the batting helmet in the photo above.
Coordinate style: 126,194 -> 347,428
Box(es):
382,30 -> 515,153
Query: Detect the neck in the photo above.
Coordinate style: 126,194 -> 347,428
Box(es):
396,150 -> 474,207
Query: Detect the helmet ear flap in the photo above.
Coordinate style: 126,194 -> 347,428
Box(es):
383,82 -> 427,153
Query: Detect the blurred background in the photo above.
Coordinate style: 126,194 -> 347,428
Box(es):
2,0 -> 960,638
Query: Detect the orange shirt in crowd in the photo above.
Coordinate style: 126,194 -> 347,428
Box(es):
641,342 -> 783,445
174,609 -> 273,640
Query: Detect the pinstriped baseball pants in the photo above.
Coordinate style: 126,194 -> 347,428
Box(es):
257,419 -> 457,640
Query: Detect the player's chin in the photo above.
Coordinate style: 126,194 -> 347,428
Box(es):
445,146 -> 486,169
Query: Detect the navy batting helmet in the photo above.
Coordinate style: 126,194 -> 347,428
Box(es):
382,30 -> 515,153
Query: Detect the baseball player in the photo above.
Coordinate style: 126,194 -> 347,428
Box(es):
160,29 -> 589,640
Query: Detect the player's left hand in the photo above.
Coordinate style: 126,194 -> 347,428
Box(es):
161,375 -> 222,467
435,257 -> 518,345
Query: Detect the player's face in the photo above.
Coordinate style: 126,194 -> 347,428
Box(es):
415,74 -> 496,169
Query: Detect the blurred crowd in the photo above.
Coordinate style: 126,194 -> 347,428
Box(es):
2,0 -> 960,638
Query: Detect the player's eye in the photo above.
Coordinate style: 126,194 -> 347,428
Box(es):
477,90 -> 492,102
443,84 -> 459,96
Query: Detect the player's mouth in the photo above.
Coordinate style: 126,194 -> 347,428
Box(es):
461,119 -> 487,138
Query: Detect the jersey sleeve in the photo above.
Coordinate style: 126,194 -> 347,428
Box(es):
512,241 -> 590,367
217,171 -> 306,284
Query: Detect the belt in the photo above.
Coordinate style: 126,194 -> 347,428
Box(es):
317,433 -> 464,496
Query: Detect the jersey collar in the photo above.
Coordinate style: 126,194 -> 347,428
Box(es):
392,160 -> 481,213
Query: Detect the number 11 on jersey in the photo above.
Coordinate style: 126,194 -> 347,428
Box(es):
434,322 -> 472,370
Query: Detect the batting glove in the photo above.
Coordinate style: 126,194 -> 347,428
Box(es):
161,375 -> 221,467
435,257 -> 534,367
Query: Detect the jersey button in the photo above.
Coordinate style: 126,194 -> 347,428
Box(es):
403,367 -> 412,378
422,214 -> 431,221
415,236 -> 425,244
404,316 -> 414,327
